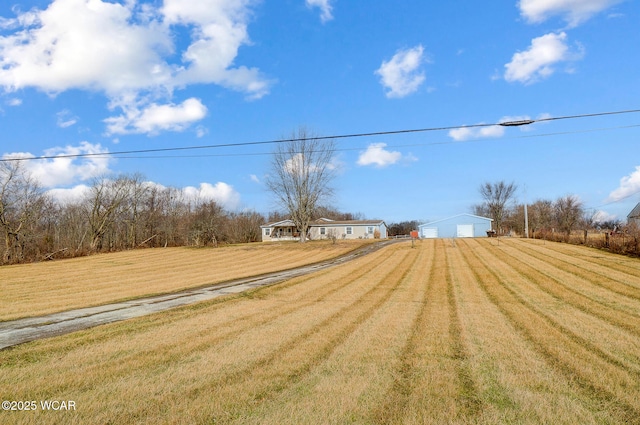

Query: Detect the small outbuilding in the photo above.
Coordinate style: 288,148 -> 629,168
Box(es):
418,213 -> 493,239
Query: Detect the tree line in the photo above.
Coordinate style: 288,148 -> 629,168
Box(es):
0,161 -> 268,265
0,159 -> 369,265
473,181 -> 618,238
474,180 -> 638,255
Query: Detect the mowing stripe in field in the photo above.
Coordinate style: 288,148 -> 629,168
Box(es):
467,239 -> 640,377
231,243 -> 430,424
459,239 -> 640,423
447,240 -> 610,423
3,239 -> 640,424
519,238 -> 640,277
369,239 -> 438,424
206,245 -> 421,424
490,240 -> 640,338
504,239 -> 640,298
0,241 -> 376,321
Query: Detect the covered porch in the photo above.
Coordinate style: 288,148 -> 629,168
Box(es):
261,220 -> 304,242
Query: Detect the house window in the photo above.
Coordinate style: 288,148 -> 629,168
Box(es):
367,226 -> 374,234
346,227 -> 353,235
320,227 -> 326,235
265,228 -> 270,236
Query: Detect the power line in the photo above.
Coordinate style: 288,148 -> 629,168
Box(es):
2,108 -> 640,163
62,123 -> 640,161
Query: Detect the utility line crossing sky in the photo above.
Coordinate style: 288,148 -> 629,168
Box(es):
1,0 -> 639,223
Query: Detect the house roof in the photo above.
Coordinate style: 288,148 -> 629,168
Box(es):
312,218 -> 386,226
261,218 -> 386,228
419,213 -> 493,227
628,202 -> 640,219
260,219 -> 295,228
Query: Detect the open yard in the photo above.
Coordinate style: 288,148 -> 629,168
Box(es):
2,238 -> 640,424
0,240 -> 374,322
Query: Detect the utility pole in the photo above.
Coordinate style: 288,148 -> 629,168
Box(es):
523,184 -> 529,238
524,202 -> 529,238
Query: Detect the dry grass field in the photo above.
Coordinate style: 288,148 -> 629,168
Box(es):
2,238 -> 640,424
0,240 -> 374,322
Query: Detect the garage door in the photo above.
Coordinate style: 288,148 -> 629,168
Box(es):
421,227 -> 438,238
456,224 -> 474,238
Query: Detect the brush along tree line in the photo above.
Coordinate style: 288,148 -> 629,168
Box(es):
0,159 -> 358,265
475,180 -> 639,255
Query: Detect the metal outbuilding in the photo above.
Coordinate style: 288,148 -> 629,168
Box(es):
418,213 -> 493,238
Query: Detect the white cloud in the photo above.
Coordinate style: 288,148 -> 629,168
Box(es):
195,125 -> 208,138
357,143 -> 402,167
449,124 -> 505,142
448,114 -> 551,141
504,32 -> 581,84
56,109 -> 78,128
2,142 -> 112,188
104,97 -> 208,135
183,182 -> 241,210
47,184 -> 91,205
0,0 -> 270,135
592,210 -> 617,223
608,166 -> 640,202
519,0 -> 623,26
375,45 -> 426,98
250,174 -> 261,184
283,153 -> 320,175
7,98 -> 22,106
306,0 -> 334,23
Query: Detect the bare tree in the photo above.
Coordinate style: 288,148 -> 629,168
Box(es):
85,176 -> 131,251
479,181 -> 518,235
122,173 -> 150,248
529,199 -> 554,237
0,161 -> 47,263
555,195 -> 583,239
266,127 -> 336,243
190,200 -> 224,247
227,211 -> 264,243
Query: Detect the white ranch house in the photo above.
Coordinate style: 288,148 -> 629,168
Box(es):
261,218 -> 388,242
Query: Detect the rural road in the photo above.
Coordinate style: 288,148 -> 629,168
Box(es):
0,239 -> 403,350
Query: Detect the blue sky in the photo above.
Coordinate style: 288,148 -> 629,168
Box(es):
1,0 -> 639,223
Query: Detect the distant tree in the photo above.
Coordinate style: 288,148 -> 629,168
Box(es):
227,211 -> 264,243
266,210 -> 289,224
505,204 -> 525,236
529,199 -> 554,237
0,161 -> 47,263
313,205 -> 364,221
471,203 -> 490,218
265,127 -> 336,243
479,181 -> 517,235
190,200 -> 224,247
554,195 -> 583,238
85,176 -> 131,251
388,221 -> 420,236
597,219 -> 623,231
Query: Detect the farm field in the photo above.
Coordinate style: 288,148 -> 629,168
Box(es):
2,238 -> 640,424
0,240 -> 375,322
